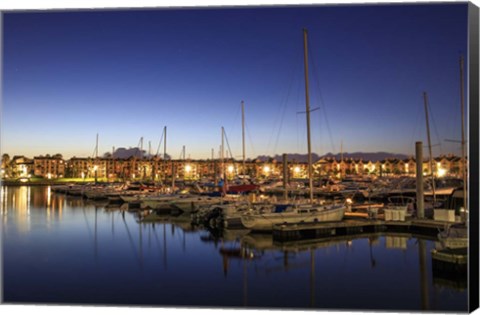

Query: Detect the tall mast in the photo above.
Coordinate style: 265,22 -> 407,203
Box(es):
340,140 -> 344,179
163,126 -> 167,160
241,100 -> 246,177
303,28 -> 314,203
95,133 -> 99,158
423,92 -> 436,207
221,126 -> 225,179
162,126 -> 167,183
459,56 -> 467,212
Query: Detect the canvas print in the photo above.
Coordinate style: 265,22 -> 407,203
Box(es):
1,2 -> 478,313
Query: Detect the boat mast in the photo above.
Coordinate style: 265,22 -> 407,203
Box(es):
95,133 -> 99,158
423,92 -> 436,207
340,140 -> 344,180
221,126 -> 225,182
459,56 -> 467,212
303,28 -> 314,203
163,126 -> 167,183
242,100 -> 246,179
163,126 -> 167,160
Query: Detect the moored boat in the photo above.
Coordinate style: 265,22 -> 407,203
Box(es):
240,203 -> 345,231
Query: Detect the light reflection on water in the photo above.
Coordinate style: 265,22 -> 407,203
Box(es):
1,185 -> 468,311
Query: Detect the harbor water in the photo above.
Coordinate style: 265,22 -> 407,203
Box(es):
1,186 -> 468,311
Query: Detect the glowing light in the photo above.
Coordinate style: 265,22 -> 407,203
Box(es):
294,166 -> 301,174
93,165 -> 98,171
227,165 -> 234,173
47,173 -> 52,179
81,172 -> 85,179
185,164 -> 192,173
346,198 -> 353,204
437,168 -> 447,177
47,186 -> 51,207
263,166 -> 270,174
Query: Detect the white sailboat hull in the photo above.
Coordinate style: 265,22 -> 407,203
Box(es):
240,204 -> 346,231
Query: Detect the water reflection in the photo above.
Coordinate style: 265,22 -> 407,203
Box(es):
1,186 -> 468,311
1,185 -> 31,233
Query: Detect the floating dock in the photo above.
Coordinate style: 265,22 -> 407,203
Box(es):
272,217 -> 453,242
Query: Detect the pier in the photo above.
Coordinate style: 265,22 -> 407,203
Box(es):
272,217 -> 452,242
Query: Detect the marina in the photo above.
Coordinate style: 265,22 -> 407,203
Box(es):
1,3 -> 476,313
0,185 -> 468,310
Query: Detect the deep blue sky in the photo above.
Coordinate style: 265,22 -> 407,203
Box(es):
2,4 -> 468,159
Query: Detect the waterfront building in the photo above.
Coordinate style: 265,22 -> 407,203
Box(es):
0,153 -> 468,181
33,155 -> 64,178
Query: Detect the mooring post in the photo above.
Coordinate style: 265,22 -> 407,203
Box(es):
416,141 -> 425,218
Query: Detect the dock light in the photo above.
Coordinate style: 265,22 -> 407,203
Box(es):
227,165 -> 234,173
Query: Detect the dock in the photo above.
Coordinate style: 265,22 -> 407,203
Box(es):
272,217 -> 452,242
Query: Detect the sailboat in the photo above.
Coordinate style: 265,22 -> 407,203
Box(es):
240,29 -> 346,231
435,56 -> 468,249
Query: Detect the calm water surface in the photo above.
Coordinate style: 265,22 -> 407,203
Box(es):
1,186 -> 467,311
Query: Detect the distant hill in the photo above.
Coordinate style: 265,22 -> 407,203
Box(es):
321,152 -> 410,162
254,152 -> 409,163
106,147 -> 172,159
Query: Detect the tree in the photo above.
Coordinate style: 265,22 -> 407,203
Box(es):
2,154 -> 12,177
2,154 -> 10,166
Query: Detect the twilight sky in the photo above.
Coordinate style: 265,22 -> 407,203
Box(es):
2,3 -> 468,159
